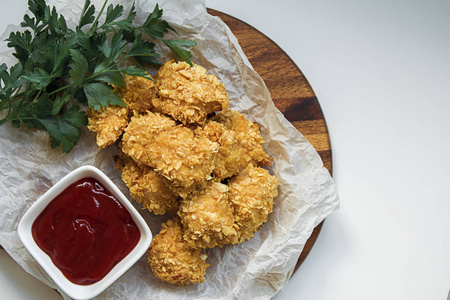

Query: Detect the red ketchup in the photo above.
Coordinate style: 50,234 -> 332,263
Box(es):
32,177 -> 140,285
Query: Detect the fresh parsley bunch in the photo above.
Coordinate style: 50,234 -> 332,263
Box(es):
0,0 -> 196,153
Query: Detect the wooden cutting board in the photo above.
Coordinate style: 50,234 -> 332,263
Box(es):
207,9 -> 332,273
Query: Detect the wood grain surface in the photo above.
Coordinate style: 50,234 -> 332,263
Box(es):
207,9 -> 333,274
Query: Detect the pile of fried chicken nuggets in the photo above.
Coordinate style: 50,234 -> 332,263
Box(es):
87,60 -> 279,285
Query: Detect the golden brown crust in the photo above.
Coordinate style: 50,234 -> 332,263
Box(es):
122,111 -> 219,189
115,151 -> 179,215
121,111 -> 178,165
148,126 -> 218,188
115,74 -> 157,114
205,110 -> 272,178
227,164 -> 279,243
148,218 -> 209,285
87,74 -> 157,148
212,110 -> 271,167
154,60 -> 229,125
87,105 -> 129,149
195,121 -> 241,179
178,181 -> 238,248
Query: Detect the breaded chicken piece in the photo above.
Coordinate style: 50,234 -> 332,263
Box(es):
197,110 -> 272,178
148,218 -> 209,285
115,150 -> 179,215
178,181 -> 238,249
162,176 -> 209,199
212,110 -> 271,167
122,112 -> 219,189
150,126 -> 218,188
121,111 -> 177,164
228,164 -> 279,243
115,74 -> 156,113
195,121 -> 241,179
87,105 -> 129,148
154,60 -> 229,124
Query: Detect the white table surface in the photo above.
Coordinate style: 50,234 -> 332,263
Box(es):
1,0 -> 449,299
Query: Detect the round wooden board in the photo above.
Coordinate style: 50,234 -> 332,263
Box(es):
207,9 -> 332,274
0,8 -> 333,282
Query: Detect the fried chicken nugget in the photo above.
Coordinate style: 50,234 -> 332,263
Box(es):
228,164 -> 279,243
87,74 -> 157,148
122,111 -> 219,189
148,218 -> 209,285
121,111 -> 177,164
115,150 -> 179,215
150,126 -> 218,188
87,105 -> 129,148
195,121 -> 241,179
162,175 -> 209,199
154,60 -> 229,124
200,110 -> 272,179
115,74 -> 157,113
178,181 -> 238,249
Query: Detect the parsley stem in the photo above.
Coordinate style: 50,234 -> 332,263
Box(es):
79,0 -> 91,26
0,99 -> 11,121
85,65 -> 120,81
0,87 -> 43,126
48,84 -> 73,96
87,0 -> 109,37
0,85 -> 29,125
10,91 -> 25,103
9,116 -> 37,121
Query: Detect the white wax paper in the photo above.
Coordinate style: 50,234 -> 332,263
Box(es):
0,0 -> 339,299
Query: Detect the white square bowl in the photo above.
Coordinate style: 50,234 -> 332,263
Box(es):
18,165 -> 152,300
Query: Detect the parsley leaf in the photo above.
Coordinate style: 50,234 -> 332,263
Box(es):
79,0 -> 96,29
6,30 -> 33,64
0,63 -> 25,97
94,70 -> 126,87
126,35 -> 160,67
140,4 -> 175,39
69,49 -> 88,86
103,4 -> 125,28
83,82 -> 125,110
121,65 -> 151,78
37,104 -> 87,153
98,33 -> 127,62
162,39 -> 197,66
21,68 -> 53,89
51,90 -> 71,115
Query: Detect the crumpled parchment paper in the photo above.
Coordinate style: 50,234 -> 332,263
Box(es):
0,0 -> 339,299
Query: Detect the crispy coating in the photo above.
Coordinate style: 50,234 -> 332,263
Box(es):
87,105 -> 129,148
178,181 -> 238,248
228,164 -> 279,243
162,176 -> 210,199
150,126 -> 218,188
121,111 -> 177,164
154,60 -> 229,124
195,121 -> 241,179
115,74 -> 156,114
148,218 -> 209,285
115,151 -> 179,215
87,74 -> 157,148
206,110 -> 272,177
122,111 -> 219,189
